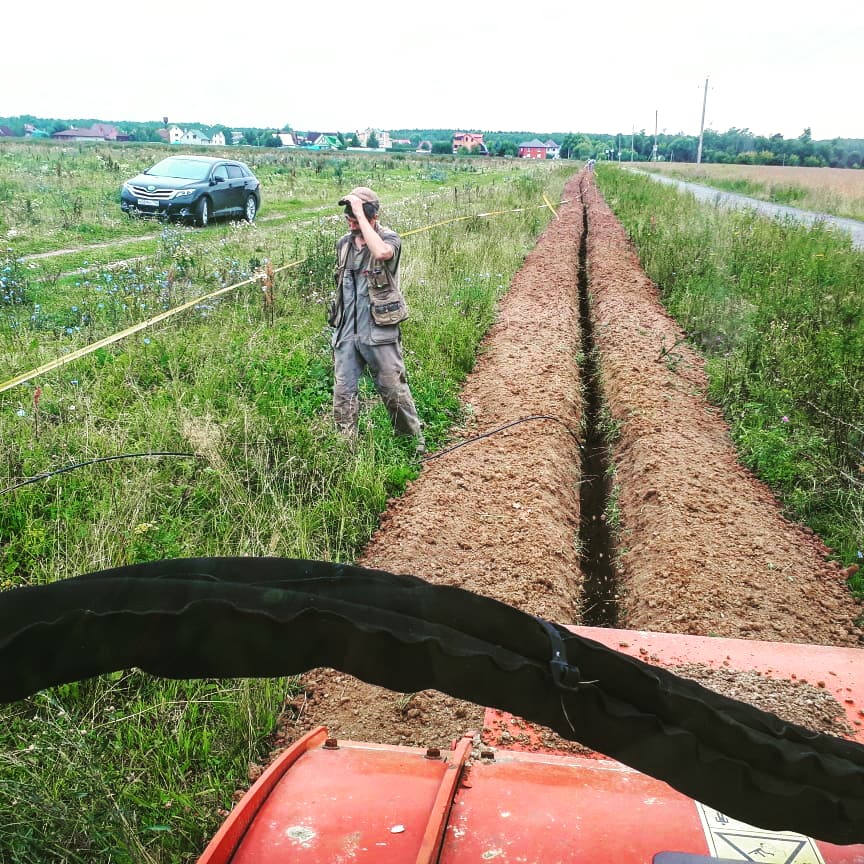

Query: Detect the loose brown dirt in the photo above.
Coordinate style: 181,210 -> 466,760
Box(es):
270,171 -> 862,761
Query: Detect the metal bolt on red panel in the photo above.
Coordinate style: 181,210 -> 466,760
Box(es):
322,737 -> 339,750
425,747 -> 441,760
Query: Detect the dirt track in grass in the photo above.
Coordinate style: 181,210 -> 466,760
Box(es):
266,170 -> 862,761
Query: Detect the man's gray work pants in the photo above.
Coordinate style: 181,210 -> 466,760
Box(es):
333,339 -> 423,438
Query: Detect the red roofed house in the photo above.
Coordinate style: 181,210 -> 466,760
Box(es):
518,138 -> 547,159
452,132 -> 487,154
52,123 -> 129,142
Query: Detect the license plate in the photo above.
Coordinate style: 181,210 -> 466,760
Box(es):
137,199 -> 159,208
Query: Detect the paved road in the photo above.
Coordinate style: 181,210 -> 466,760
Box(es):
632,169 -> 864,250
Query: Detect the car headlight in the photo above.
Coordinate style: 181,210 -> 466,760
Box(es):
172,189 -> 196,198
122,181 -> 134,192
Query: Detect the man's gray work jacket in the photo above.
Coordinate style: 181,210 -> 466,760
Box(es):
331,225 -> 402,348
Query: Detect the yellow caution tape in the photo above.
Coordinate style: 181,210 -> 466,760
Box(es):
542,193 -> 560,220
0,261 -> 304,394
1,197 -> 570,394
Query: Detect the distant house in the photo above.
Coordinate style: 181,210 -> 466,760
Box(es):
177,129 -> 210,146
544,139 -> 561,159
231,131 -> 245,145
156,128 -> 170,142
416,140 -> 432,153
210,131 -> 226,146
92,123 -> 128,141
452,131 -> 487,154
311,134 -> 342,150
24,124 -> 50,138
169,126 -> 185,144
52,123 -> 129,142
358,128 -> 391,149
277,131 -> 298,147
52,127 -> 103,141
518,139 -> 548,159
0,125 -> 14,137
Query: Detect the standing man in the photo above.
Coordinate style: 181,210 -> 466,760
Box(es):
329,187 -> 425,455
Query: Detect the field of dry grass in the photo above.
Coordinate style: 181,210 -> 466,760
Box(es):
642,162 -> 864,221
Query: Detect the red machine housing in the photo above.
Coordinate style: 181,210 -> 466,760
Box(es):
198,628 -> 864,863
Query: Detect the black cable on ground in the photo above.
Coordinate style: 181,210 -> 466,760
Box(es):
0,416 -> 578,495
421,415 -> 582,463
1,452 -> 203,495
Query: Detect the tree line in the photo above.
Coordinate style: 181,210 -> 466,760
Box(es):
554,127 -> 864,169
3,116 -> 862,168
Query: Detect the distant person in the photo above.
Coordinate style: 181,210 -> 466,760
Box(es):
328,187 -> 425,455
586,158 -> 596,172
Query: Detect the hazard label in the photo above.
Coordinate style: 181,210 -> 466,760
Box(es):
696,803 -> 826,863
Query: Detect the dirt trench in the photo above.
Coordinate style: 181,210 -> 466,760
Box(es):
270,171 -> 862,756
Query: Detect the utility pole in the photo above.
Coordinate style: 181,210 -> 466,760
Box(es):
652,110 -> 658,162
631,125 -> 634,162
696,77 -> 709,165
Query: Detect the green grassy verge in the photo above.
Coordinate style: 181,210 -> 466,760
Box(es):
596,166 -> 864,595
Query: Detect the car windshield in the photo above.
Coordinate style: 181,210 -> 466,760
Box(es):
145,158 -> 212,180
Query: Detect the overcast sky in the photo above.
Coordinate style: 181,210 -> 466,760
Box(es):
3,0 -> 862,141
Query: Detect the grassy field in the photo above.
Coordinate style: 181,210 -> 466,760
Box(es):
639,162 -> 864,222
0,139 -> 574,863
596,165 -> 864,590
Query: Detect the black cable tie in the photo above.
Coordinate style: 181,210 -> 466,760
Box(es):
534,616 -> 584,692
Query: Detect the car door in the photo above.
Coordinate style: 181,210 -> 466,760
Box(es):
208,163 -> 233,215
227,165 -> 251,214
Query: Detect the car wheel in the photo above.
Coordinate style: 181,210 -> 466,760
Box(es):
244,194 -> 257,223
196,197 -> 211,227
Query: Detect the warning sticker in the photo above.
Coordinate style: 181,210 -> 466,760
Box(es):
696,803 -> 826,864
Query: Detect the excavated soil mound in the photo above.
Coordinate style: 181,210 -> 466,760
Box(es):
584,182 -> 861,645
269,171 -> 861,760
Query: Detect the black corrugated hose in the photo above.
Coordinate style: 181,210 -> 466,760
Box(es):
0,557 -> 862,844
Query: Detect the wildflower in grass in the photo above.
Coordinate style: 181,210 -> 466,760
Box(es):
16,408 -> 26,417
781,416 -> 789,423
143,337 -> 151,345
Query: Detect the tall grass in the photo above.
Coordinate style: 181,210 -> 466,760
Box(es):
0,151 -> 573,861
596,166 -> 864,592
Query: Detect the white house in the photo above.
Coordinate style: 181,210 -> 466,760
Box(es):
169,126 -> 185,144
178,129 -> 210,146
210,131 -> 226,146
358,128 -> 391,149
544,139 -> 561,159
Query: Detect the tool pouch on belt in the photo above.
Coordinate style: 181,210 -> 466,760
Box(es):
328,240 -> 351,328
366,261 -> 409,326
326,297 -> 340,328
